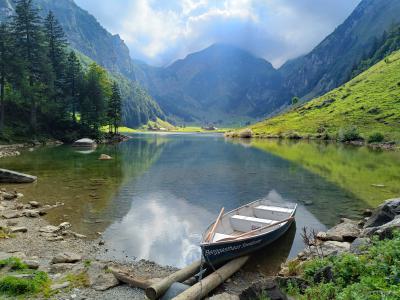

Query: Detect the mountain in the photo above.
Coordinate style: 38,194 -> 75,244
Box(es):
280,0 -> 400,100
135,44 -> 290,125
351,24 -> 400,79
246,49 -> 400,143
0,0 -> 165,128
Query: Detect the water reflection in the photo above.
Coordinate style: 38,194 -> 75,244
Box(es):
0,135 -> 169,235
1,134 -> 397,271
103,194 -> 213,267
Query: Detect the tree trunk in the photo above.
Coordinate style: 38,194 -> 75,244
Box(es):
30,97 -> 36,133
146,260 -> 201,300
0,74 -> 4,132
172,256 -> 249,300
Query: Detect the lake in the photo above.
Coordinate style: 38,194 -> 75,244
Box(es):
1,133 -> 399,274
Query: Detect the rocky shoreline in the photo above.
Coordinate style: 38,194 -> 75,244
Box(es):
0,188 -> 273,299
225,130 -> 399,151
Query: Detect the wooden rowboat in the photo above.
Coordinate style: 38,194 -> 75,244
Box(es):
200,199 -> 297,266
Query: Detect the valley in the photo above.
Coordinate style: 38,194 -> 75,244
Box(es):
0,0 -> 400,299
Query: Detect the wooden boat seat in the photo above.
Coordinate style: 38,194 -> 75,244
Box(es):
212,232 -> 234,242
254,205 -> 292,220
230,215 -> 274,232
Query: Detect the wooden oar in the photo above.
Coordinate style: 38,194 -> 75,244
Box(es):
205,207 -> 225,243
217,216 -> 294,243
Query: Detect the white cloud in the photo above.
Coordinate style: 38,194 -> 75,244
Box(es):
75,0 -> 361,67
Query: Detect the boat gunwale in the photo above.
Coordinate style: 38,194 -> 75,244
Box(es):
200,199 -> 297,247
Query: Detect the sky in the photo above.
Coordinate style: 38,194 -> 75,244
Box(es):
74,0 -> 362,67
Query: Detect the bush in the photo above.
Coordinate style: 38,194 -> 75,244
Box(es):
368,132 -> 385,143
0,257 -> 27,270
282,231 -> 400,300
338,126 -> 363,142
0,271 -> 49,296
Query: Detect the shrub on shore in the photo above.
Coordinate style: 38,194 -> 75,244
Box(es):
0,257 -> 50,297
283,231 -> 400,300
338,126 -> 363,142
368,132 -> 385,143
225,128 -> 253,138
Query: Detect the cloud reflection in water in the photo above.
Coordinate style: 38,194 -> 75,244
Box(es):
103,191 -> 214,267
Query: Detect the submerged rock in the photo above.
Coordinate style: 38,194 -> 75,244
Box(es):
99,154 -> 112,160
0,169 -> 37,183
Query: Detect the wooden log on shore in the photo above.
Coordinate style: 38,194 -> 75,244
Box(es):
109,266 -> 160,289
146,260 -> 202,300
172,256 -> 249,300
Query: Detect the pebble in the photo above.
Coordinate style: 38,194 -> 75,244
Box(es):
9,226 -> 28,233
24,210 -> 40,218
51,252 -> 82,264
28,201 -> 41,208
40,225 -> 60,233
22,259 -> 40,269
2,211 -> 22,219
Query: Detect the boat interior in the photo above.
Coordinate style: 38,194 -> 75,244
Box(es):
204,200 -> 297,244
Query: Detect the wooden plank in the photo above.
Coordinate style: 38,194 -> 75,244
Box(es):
217,217 -> 294,243
205,207 -> 224,243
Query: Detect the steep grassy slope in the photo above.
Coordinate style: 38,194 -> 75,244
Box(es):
250,50 -> 400,143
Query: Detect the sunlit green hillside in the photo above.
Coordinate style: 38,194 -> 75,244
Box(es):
250,50 -> 400,143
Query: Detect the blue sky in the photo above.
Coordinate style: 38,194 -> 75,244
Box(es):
74,0 -> 361,67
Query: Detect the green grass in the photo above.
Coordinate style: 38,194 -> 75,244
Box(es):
248,50 -> 400,143
283,231 -> 400,300
0,258 -> 50,297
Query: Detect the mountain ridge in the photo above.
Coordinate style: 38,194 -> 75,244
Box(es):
134,43 -> 290,125
245,49 -> 400,143
279,0 -> 400,100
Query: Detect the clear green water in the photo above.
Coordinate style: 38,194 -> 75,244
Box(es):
1,134 -> 399,273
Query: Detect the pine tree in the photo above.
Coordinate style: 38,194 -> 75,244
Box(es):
12,0 -> 48,132
0,23 -> 13,133
66,51 -> 83,122
44,11 -> 67,84
107,82 -> 122,134
82,63 -> 110,133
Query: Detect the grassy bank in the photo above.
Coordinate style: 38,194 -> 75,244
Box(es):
239,50 -> 400,144
282,231 -> 400,300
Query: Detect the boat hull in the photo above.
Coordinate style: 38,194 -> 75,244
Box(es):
201,219 -> 295,266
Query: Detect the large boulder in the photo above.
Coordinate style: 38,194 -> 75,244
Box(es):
364,198 -> 400,228
320,219 -> 360,242
362,216 -> 400,239
87,262 -> 119,291
73,138 -> 97,148
0,169 -> 37,183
